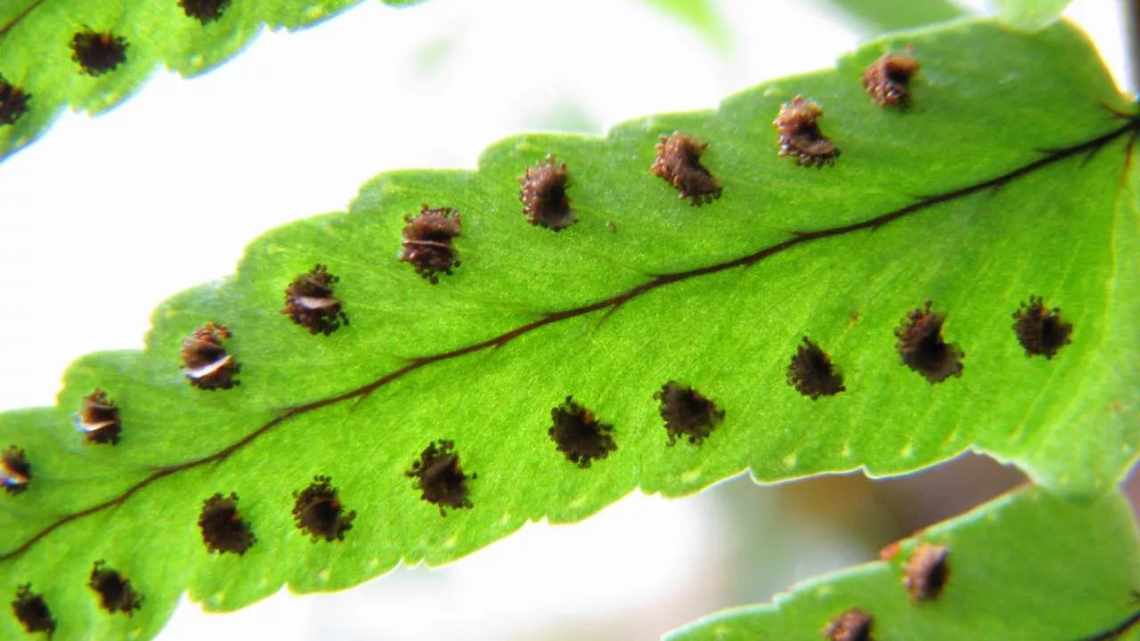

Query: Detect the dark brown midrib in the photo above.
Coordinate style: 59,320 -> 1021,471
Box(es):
2,117 -> 1136,562
1074,609 -> 1140,641
0,0 -> 47,40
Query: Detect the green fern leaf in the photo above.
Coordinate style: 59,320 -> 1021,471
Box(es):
0,0 -> 414,162
665,485 -> 1140,641
0,18 -> 1136,641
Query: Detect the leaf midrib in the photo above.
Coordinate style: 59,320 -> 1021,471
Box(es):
3,114 -> 1135,564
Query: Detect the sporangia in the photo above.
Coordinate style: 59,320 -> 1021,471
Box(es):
863,51 -> 920,107
774,96 -> 840,166
70,31 -> 128,76
1,445 -> 30,495
76,389 -> 122,445
401,206 -> 462,283
787,338 -> 846,399
903,543 -> 949,601
1012,296 -> 1072,359
179,0 -> 232,23
405,440 -> 475,515
895,302 -> 964,384
292,476 -> 356,542
650,132 -> 723,205
824,608 -> 873,641
283,264 -> 349,335
548,397 -> 617,467
520,155 -> 577,230
0,75 -> 30,126
181,322 -> 241,390
88,561 -> 143,616
199,493 -> 256,554
654,381 -> 725,445
11,584 -> 54,635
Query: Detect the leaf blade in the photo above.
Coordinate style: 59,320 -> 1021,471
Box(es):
0,18 -> 1137,641
665,485 -> 1140,641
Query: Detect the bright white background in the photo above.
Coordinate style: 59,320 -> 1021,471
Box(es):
0,1 -> 1127,640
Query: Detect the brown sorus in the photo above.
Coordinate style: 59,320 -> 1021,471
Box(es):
283,264 -> 349,335
774,96 -> 840,167
401,205 -> 462,283
199,492 -> 256,554
823,608 -> 873,641
179,0 -> 232,23
863,52 -> 920,107
292,476 -> 356,542
651,132 -> 722,205
895,302 -> 964,384
904,542 -> 949,601
11,584 -> 54,635
1,445 -> 30,494
0,75 -> 30,126
787,337 -> 846,399
88,561 -> 143,616
654,381 -> 724,446
405,440 -> 475,515
520,155 -> 577,230
548,396 -> 616,467
181,322 -> 241,390
70,31 -> 128,76
1012,296 -> 1072,359
77,389 -> 122,445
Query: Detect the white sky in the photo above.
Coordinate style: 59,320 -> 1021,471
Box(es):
0,1 -> 1126,640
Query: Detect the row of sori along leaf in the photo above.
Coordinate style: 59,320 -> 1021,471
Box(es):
0,0 -> 242,127
1,49 -> 1079,635
0,44 -> 1077,495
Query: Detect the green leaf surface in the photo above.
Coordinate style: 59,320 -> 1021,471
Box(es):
991,0 -> 1072,31
0,17 -> 1137,641
665,485 -> 1140,641
0,0 -> 413,162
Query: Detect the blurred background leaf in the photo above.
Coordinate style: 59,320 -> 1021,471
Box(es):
813,0 -> 967,35
990,0 -> 1073,31
642,0 -> 733,52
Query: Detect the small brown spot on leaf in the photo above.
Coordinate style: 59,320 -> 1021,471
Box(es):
199,492 -> 255,554
75,389 -> 122,445
181,322 -> 240,390
774,96 -> 839,167
283,264 -> 349,335
70,31 -> 128,76
863,52 -> 919,108
292,476 -> 355,542
0,75 -> 30,126
655,381 -> 724,446
11,584 -> 54,635
405,440 -> 474,515
895,302 -> 964,384
179,0 -> 232,23
824,608 -> 873,641
548,396 -> 616,467
650,132 -> 722,205
1,445 -> 30,494
88,561 -> 143,616
401,205 -> 462,283
520,155 -> 576,230
904,543 -> 949,601
1012,296 -> 1072,359
787,337 -> 846,399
